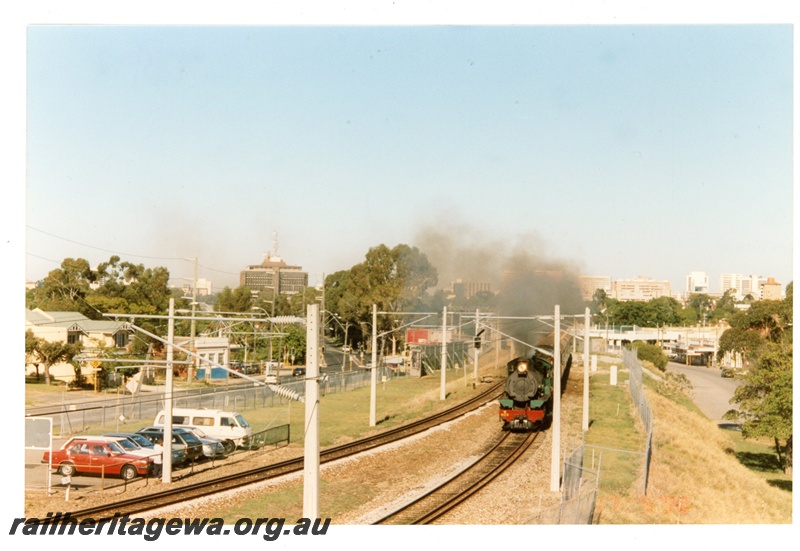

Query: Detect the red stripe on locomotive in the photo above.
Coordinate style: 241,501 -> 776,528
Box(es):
499,407 -> 545,423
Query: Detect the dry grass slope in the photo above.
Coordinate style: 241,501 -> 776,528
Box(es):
598,381 -> 792,524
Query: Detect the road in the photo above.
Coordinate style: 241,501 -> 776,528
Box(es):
665,361 -> 741,427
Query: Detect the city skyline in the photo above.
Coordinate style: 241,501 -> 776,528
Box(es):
23,230 -> 790,299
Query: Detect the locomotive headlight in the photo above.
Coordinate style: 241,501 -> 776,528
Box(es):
517,362 -> 529,374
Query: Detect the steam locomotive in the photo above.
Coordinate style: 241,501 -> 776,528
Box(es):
499,334 -> 572,431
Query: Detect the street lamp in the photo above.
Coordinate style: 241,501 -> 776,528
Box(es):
329,314 -> 350,349
327,314 -> 352,372
252,306 -> 274,374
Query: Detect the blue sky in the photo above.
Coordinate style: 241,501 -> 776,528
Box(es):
15,7 -> 796,298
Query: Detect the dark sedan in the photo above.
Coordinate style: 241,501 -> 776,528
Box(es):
136,427 -> 204,464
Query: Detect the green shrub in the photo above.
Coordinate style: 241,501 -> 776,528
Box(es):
628,341 -> 668,371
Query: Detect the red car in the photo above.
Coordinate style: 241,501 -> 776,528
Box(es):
42,439 -> 152,480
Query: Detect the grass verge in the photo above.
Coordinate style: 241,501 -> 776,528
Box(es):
591,359 -> 792,524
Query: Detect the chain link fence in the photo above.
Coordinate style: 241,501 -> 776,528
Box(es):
623,347 -> 654,495
26,369 -> 374,437
524,441 -> 599,524
526,348 -> 657,523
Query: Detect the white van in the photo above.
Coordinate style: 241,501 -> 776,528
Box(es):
154,408 -> 254,449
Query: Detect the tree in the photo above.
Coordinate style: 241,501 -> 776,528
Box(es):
34,340 -> 83,386
25,330 -> 43,380
349,244 -> 437,316
627,341 -> 668,371
710,289 -> 739,322
731,299 -> 791,343
28,255 -> 174,322
215,286 -> 254,313
717,327 -> 765,368
684,293 -> 715,326
722,290 -> 793,476
643,296 -> 683,326
288,286 -> 322,317
89,256 -> 173,316
27,258 -> 95,316
592,288 -> 609,312
280,325 -> 307,365
725,341 -> 793,476
326,244 -> 438,351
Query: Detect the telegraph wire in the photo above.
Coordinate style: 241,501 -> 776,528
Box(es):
27,224 -> 241,280
27,225 -> 190,262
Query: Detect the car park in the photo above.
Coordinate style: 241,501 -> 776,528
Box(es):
182,427 -> 227,459
136,427 -> 205,464
42,438 -> 152,480
103,432 -> 186,465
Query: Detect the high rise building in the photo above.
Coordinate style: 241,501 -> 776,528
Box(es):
240,254 -> 308,296
611,276 -> 671,301
451,279 -> 492,300
761,277 -> 783,300
577,275 -> 612,301
686,271 -> 709,295
741,275 -> 765,300
719,273 -> 743,299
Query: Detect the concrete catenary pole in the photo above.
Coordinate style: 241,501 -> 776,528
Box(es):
369,304 -> 377,426
550,304 -> 561,492
303,303 -> 320,518
440,306 -> 447,400
188,257 -> 197,383
583,306 -> 590,432
473,309 -> 480,387
163,298 -> 174,483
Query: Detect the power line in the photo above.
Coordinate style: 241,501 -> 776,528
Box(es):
27,225 -> 241,278
27,225 -> 190,262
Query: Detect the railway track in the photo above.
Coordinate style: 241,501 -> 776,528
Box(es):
65,380 -> 505,520
373,430 -> 541,525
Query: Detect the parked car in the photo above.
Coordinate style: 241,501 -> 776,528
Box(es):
181,427 -> 227,459
153,408 -> 253,451
42,438 -> 151,480
103,432 -> 186,465
292,367 -> 306,377
136,427 -> 204,464
64,435 -> 153,460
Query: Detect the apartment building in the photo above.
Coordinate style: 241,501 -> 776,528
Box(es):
240,254 -> 309,296
611,276 -> 671,301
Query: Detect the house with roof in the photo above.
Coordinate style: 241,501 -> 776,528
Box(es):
26,308 -> 134,383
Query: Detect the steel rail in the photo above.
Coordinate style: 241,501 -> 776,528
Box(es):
373,430 -> 540,525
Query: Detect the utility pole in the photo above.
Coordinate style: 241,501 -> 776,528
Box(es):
440,306 -> 447,400
370,304 -> 377,427
473,309 -> 480,387
303,303 -> 320,518
163,298 -> 174,483
189,257 -> 197,383
583,307 -> 590,432
320,272 -> 326,368
550,304 -> 561,492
